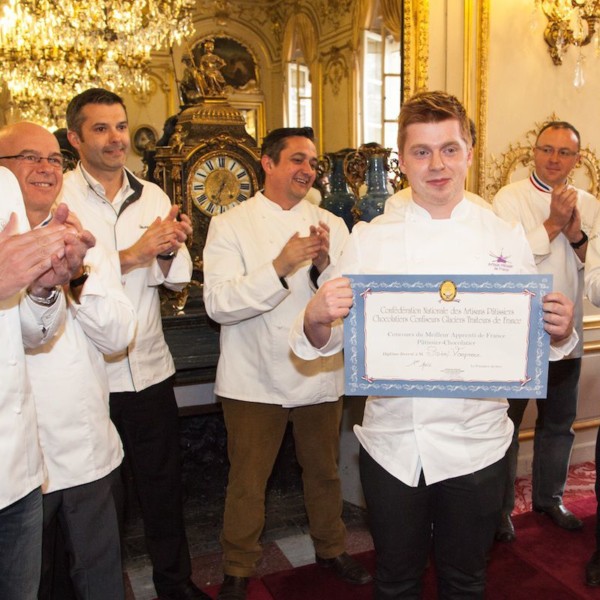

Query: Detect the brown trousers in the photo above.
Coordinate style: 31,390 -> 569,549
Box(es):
220,397 -> 347,577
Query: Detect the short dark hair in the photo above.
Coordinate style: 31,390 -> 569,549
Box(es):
260,127 -> 314,164
397,91 -> 472,152
53,127 -> 79,170
536,120 -> 581,150
66,88 -> 127,137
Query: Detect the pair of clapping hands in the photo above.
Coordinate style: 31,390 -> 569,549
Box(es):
0,203 -> 95,301
120,205 -> 192,274
273,221 -> 331,278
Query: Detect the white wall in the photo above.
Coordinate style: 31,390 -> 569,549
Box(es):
486,0 -> 600,182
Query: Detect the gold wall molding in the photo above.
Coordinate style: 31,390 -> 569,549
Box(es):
403,0 -> 429,101
475,0 -> 489,197
194,0 -> 289,51
520,417 -> 600,441
461,1 -> 490,194
584,315 -> 600,330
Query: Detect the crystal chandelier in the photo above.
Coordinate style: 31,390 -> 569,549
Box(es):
0,0 -> 195,126
539,0 -> 600,65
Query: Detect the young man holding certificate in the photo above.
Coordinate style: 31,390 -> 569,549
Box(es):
290,91 -> 576,599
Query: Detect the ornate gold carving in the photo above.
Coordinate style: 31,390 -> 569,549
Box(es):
322,44 -> 350,96
416,0 -> 429,92
343,143 -> 399,200
485,143 -> 534,201
170,125 -> 186,154
344,150 -> 368,201
319,0 -> 354,28
485,116 -> 600,200
387,152 -> 406,192
178,101 -> 247,127
540,0 -> 600,65
131,77 -> 159,105
403,0 -> 413,101
195,0 -> 287,44
188,35 -> 261,95
475,0 -> 490,196
403,0 -> 429,100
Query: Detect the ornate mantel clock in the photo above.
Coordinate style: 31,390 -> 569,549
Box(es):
153,39 -> 262,384
154,74 -> 261,303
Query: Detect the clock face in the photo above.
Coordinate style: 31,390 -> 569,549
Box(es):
189,153 -> 253,216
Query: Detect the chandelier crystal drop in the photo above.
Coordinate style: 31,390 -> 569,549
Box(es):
540,0 -> 600,67
0,0 -> 195,126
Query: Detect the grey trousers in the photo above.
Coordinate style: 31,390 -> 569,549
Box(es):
502,358 -> 581,513
39,469 -> 124,600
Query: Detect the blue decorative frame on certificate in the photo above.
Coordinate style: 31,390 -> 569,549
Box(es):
343,274 -> 553,398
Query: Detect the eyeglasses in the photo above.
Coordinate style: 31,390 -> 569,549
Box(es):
0,152 -> 64,169
534,146 -> 579,159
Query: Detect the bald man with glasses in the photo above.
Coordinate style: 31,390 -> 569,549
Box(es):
492,121 -> 600,541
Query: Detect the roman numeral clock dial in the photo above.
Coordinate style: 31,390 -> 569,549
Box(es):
190,153 -> 254,217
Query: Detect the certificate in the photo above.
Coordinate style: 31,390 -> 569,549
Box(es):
343,274 -> 553,398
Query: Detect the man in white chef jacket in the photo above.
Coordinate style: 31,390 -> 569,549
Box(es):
290,91 -> 576,599
0,121 -> 137,600
0,164 -> 92,599
492,120 -> 599,540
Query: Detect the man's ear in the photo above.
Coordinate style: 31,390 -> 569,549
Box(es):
398,153 -> 407,174
466,145 -> 474,168
67,130 -> 80,149
261,154 -> 273,174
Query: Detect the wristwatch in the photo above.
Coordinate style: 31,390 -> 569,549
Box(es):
570,231 -> 588,249
70,267 -> 90,288
28,287 -> 60,306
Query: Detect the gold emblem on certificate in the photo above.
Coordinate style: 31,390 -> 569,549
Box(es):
439,280 -> 457,302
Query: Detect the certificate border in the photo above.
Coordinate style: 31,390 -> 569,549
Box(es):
343,274 -> 552,398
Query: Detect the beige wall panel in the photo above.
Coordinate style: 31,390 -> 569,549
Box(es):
486,0 -> 600,180
321,72 -> 353,152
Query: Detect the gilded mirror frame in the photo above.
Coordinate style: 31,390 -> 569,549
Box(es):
402,0 -> 430,101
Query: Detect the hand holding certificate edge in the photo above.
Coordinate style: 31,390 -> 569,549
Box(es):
304,276 -> 353,348
541,291 -> 574,346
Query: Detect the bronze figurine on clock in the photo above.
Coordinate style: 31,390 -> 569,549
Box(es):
153,43 -> 261,308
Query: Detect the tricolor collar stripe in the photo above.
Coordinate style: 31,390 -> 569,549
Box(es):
530,172 -> 552,193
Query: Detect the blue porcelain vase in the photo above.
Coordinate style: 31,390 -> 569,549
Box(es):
320,152 -> 356,231
357,153 -> 390,222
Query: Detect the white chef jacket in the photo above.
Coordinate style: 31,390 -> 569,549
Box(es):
26,242 -> 136,493
493,173 -> 600,358
203,191 -> 349,407
59,164 -> 192,392
290,197 -> 576,486
584,219 -> 600,304
0,167 -> 66,509
385,185 -> 492,211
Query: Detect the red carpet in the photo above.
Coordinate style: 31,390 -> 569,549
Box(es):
258,495 -> 599,600
202,578 -> 274,599
262,552 -> 375,600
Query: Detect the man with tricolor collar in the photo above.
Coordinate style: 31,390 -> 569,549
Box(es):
493,121 -> 600,540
